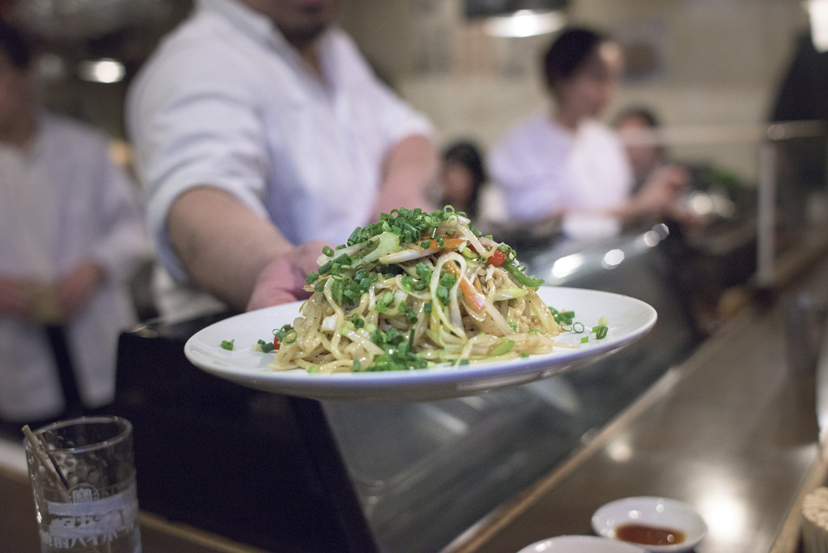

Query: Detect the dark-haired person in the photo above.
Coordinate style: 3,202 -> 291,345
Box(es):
0,23 -> 148,424
613,106 -> 663,193
489,28 -> 686,239
440,141 -> 486,220
128,0 -> 438,319
613,106 -> 689,202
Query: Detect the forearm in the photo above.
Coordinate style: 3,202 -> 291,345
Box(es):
373,134 -> 439,218
167,186 -> 292,311
607,197 -> 647,226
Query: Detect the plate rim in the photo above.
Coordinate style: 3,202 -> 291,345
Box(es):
517,534 -> 648,553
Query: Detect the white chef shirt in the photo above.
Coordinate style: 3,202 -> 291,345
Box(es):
489,115 -> 633,238
0,113 -> 148,420
127,0 -> 434,288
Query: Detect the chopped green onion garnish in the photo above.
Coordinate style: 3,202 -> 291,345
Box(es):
598,316 -> 608,327
322,245 -> 334,257
352,359 -> 361,372
257,338 -> 276,353
581,336 -> 589,344
529,329 -> 542,334
308,365 -> 320,373
420,240 -> 431,249
489,338 -> 515,357
220,339 -> 234,351
424,302 -> 432,314
403,305 -> 418,324
520,352 -> 530,358
305,272 -> 319,284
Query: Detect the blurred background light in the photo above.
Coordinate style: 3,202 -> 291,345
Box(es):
78,58 -> 125,83
602,249 -> 625,269
551,253 -> 584,279
483,9 -> 566,38
807,0 -> 828,52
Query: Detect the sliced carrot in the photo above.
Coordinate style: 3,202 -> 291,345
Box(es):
444,263 -> 486,312
421,237 -> 467,252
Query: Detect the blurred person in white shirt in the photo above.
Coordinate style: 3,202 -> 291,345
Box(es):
489,28 -> 686,240
0,23 -> 148,423
127,0 -> 439,320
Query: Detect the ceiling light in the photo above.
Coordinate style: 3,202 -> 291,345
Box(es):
484,9 -> 566,38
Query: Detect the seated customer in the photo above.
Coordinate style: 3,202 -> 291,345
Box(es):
0,23 -> 148,425
127,0 -> 438,319
439,141 -> 486,219
613,106 -> 665,193
613,106 -> 690,226
489,28 -> 686,240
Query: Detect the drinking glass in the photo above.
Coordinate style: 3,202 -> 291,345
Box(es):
24,416 -> 142,553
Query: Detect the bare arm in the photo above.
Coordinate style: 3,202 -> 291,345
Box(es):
373,134 -> 439,219
167,186 -> 295,311
610,165 -> 690,225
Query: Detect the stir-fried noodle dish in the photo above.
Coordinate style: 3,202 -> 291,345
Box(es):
267,207 -> 570,374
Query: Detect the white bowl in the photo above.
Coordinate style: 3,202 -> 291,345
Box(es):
591,497 -> 707,552
518,535 -> 648,553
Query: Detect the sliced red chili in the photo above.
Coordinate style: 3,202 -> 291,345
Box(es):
487,249 -> 507,266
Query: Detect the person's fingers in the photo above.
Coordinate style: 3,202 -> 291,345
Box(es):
293,240 -> 332,276
247,241 -> 334,312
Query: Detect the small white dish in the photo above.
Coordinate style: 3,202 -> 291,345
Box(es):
591,497 -> 707,552
518,535 -> 647,553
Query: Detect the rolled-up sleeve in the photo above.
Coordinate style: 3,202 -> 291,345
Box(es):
127,44 -> 270,283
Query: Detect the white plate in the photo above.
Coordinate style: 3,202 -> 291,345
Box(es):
518,535 -> 647,553
184,287 -> 656,401
591,497 -> 708,552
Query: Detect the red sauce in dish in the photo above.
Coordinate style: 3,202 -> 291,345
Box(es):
615,523 -> 685,546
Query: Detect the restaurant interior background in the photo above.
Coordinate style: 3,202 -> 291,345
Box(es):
15,0 -> 824,326
6,1 -> 828,553
17,0 -> 815,184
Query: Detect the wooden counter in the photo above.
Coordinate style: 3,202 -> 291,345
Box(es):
0,464 -> 270,553
4,255 -> 828,553
445,254 -> 828,553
